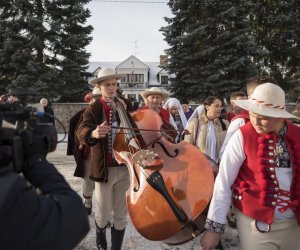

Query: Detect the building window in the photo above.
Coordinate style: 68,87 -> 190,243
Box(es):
121,74 -> 144,83
127,94 -> 136,101
161,76 -> 168,84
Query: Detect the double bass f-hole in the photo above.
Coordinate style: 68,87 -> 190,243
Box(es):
152,141 -> 179,158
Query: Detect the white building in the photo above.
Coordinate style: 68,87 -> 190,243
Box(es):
87,55 -> 170,102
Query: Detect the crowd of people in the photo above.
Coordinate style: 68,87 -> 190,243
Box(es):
65,68 -> 300,250
1,67 -> 300,250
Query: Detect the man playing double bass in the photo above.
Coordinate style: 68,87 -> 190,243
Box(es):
76,67 -> 130,250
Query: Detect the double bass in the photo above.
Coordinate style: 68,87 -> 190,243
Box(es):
113,98 -> 214,244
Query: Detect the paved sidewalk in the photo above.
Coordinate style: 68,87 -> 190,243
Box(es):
47,140 -> 240,250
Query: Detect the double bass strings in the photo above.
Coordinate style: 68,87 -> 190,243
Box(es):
87,124 -> 189,134
113,99 -> 168,186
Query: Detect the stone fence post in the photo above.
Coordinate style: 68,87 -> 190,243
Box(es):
52,103 -> 87,133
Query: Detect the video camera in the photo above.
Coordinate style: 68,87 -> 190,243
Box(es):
0,88 -> 57,172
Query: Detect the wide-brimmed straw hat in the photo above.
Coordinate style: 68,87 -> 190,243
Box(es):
140,87 -> 169,100
233,82 -> 299,119
89,67 -> 124,85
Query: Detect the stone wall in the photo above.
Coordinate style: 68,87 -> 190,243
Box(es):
53,103 -> 87,133
53,103 -> 297,133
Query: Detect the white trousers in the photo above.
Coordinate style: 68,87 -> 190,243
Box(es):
236,209 -> 300,250
95,166 -> 130,230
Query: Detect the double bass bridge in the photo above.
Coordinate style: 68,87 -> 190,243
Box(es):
132,150 -> 163,170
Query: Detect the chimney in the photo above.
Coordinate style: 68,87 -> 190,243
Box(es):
159,55 -> 168,66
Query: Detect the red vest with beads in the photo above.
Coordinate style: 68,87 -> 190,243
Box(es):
232,121 -> 300,225
231,110 -> 250,123
139,106 -> 170,122
99,98 -> 114,164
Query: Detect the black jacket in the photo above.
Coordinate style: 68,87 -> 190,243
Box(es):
0,158 -> 89,250
39,106 -> 55,124
67,108 -> 86,178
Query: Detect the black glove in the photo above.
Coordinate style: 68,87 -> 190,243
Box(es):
19,129 -> 48,166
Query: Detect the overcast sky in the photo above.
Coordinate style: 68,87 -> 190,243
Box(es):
86,0 -> 172,62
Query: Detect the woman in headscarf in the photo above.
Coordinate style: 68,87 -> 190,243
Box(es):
163,98 -> 187,142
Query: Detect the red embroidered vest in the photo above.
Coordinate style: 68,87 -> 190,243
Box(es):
227,112 -> 235,122
139,106 -> 170,122
232,121 -> 300,224
99,98 -> 114,164
231,110 -> 249,123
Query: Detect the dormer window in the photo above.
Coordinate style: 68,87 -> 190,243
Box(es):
161,76 -> 168,84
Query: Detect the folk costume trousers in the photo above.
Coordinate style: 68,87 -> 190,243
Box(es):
95,166 -> 130,230
236,209 -> 300,250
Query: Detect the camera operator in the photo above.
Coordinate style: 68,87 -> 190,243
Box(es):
0,122 -> 89,249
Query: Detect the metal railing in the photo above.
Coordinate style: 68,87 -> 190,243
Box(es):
120,82 -> 146,89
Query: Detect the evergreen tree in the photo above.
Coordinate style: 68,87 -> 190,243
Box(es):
0,0 -> 92,102
161,0 -> 260,102
251,0 -> 300,101
162,0 -> 299,102
0,0 -> 42,93
160,0 -> 200,101
45,0 -> 93,101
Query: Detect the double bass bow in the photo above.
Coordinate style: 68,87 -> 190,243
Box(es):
113,96 -> 214,244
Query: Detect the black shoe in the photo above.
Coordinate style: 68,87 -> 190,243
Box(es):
227,215 -> 237,229
84,200 -> 92,215
228,219 -> 237,229
215,239 -> 224,250
111,227 -> 125,250
83,194 -> 92,215
96,222 -> 108,250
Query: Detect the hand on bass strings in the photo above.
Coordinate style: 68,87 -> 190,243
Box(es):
200,231 -> 221,250
91,121 -> 111,139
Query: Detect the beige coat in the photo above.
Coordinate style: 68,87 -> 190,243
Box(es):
184,112 -> 228,163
